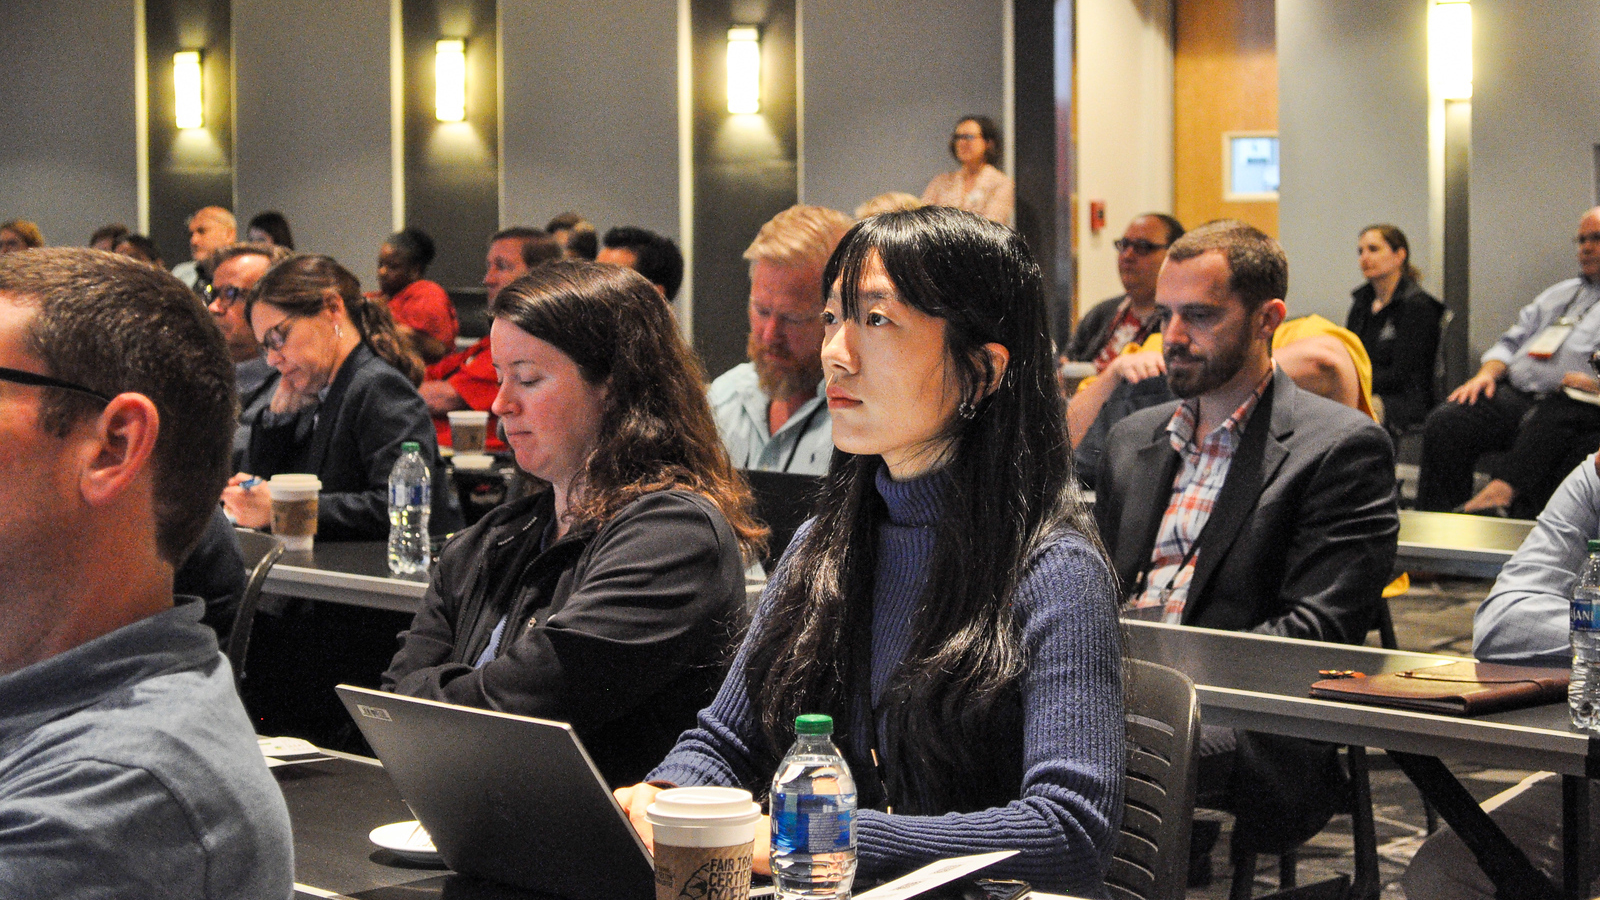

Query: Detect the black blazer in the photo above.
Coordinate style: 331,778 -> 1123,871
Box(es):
245,343 -> 462,541
1094,367 -> 1399,642
1094,368 -> 1399,843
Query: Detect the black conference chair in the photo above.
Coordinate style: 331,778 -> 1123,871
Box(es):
228,528 -> 284,692
1109,660 -> 1201,900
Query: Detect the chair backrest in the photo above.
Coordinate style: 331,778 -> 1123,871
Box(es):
1108,659 -> 1201,900
228,528 -> 284,690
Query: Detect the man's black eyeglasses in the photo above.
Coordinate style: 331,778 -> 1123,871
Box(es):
0,367 -> 114,403
204,283 -> 248,308
1114,238 -> 1170,256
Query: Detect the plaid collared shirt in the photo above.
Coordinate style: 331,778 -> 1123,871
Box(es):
1127,366 -> 1276,622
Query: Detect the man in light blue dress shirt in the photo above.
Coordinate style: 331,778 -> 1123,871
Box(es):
708,205 -> 852,476
1418,207 -> 1600,515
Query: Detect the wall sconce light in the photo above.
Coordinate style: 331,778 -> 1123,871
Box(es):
726,26 -> 761,114
435,39 -> 467,122
1429,1 -> 1472,100
173,50 -> 204,129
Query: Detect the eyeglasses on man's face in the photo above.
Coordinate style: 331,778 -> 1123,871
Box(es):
1575,233 -> 1600,246
1114,238 -> 1170,256
204,283 -> 248,310
0,366 -> 113,404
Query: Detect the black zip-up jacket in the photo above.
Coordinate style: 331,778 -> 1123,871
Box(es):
382,487 -> 747,786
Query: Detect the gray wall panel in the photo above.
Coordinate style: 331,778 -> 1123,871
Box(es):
0,0 -> 138,248
1469,0 -> 1600,358
499,0 -> 680,240
1277,0 -> 1430,325
801,0 -> 1005,216
233,0 -> 394,287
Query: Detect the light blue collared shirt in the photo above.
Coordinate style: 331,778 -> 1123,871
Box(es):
1484,277 -> 1600,395
708,362 -> 832,475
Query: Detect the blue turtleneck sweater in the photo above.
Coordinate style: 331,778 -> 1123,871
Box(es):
651,466 -> 1124,897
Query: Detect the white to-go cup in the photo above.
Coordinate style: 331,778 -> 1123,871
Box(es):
645,787 -> 760,900
267,474 -> 322,552
447,410 -> 490,453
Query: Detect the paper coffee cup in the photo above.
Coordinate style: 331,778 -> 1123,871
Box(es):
448,410 -> 490,453
268,474 -> 321,551
646,787 -> 759,900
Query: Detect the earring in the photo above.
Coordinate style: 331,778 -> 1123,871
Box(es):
334,323 -> 343,341
958,399 -> 978,420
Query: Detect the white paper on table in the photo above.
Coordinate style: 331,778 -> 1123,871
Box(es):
259,736 -> 333,768
854,850 -> 1019,900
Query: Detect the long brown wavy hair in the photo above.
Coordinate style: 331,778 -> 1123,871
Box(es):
490,261 -> 766,557
245,254 -> 424,385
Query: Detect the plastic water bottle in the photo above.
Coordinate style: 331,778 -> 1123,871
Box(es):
770,714 -> 857,900
1570,539 -> 1600,731
387,441 -> 431,575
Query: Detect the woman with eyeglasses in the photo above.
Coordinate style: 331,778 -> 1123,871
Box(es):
920,115 -> 1014,226
615,208 -> 1123,897
221,254 -> 461,541
1344,224 -> 1444,433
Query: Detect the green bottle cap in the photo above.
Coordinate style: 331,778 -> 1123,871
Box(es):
795,714 -> 833,735
402,441 -> 421,453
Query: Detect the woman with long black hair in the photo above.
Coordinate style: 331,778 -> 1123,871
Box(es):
617,207 -> 1123,897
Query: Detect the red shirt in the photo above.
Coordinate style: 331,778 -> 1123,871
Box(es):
426,336 -> 504,450
385,280 -> 458,347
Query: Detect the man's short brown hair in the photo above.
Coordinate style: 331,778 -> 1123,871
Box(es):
743,205 -> 854,275
1165,219 -> 1287,311
0,248 -> 236,565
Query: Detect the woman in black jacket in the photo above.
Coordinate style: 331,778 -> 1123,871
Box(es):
222,254 -> 459,540
1346,224 -> 1446,432
383,261 -> 765,786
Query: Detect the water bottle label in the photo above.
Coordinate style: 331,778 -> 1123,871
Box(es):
389,483 -> 428,507
1575,599 -> 1600,632
772,797 -> 854,854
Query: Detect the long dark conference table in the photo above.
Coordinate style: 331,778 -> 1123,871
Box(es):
278,754 -> 1079,899
262,510 -> 1538,613
1125,619 -> 1592,900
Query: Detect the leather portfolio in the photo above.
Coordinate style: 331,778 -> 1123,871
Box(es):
1309,661 -> 1569,716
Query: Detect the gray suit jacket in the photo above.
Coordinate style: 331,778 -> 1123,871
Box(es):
1093,367 -> 1400,847
1094,367 -> 1398,643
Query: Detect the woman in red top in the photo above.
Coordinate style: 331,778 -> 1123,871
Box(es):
373,228 -> 458,364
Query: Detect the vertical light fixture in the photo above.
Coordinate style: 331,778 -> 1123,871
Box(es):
726,26 -> 760,114
173,50 -> 204,130
435,39 -> 467,122
1429,1 -> 1472,100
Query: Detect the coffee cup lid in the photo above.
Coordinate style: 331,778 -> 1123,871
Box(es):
268,473 -> 322,492
645,787 -> 760,828
448,410 -> 490,422
452,453 -> 495,470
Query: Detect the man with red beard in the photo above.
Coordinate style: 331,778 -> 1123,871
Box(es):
708,205 -> 852,475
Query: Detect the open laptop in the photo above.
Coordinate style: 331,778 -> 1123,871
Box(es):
334,685 -> 654,899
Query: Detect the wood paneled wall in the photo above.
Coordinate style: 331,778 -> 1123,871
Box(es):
1173,0 -> 1277,236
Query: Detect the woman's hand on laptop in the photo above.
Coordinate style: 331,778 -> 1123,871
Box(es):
614,782 -> 664,849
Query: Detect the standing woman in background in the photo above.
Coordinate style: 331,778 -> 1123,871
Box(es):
222,254 -> 460,540
616,207 -> 1123,897
921,116 -> 1015,226
1345,224 -> 1445,432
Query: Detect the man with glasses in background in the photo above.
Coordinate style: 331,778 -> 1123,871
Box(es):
1064,213 -> 1185,371
205,242 -> 291,463
708,204 -> 852,476
1417,207 -> 1600,516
